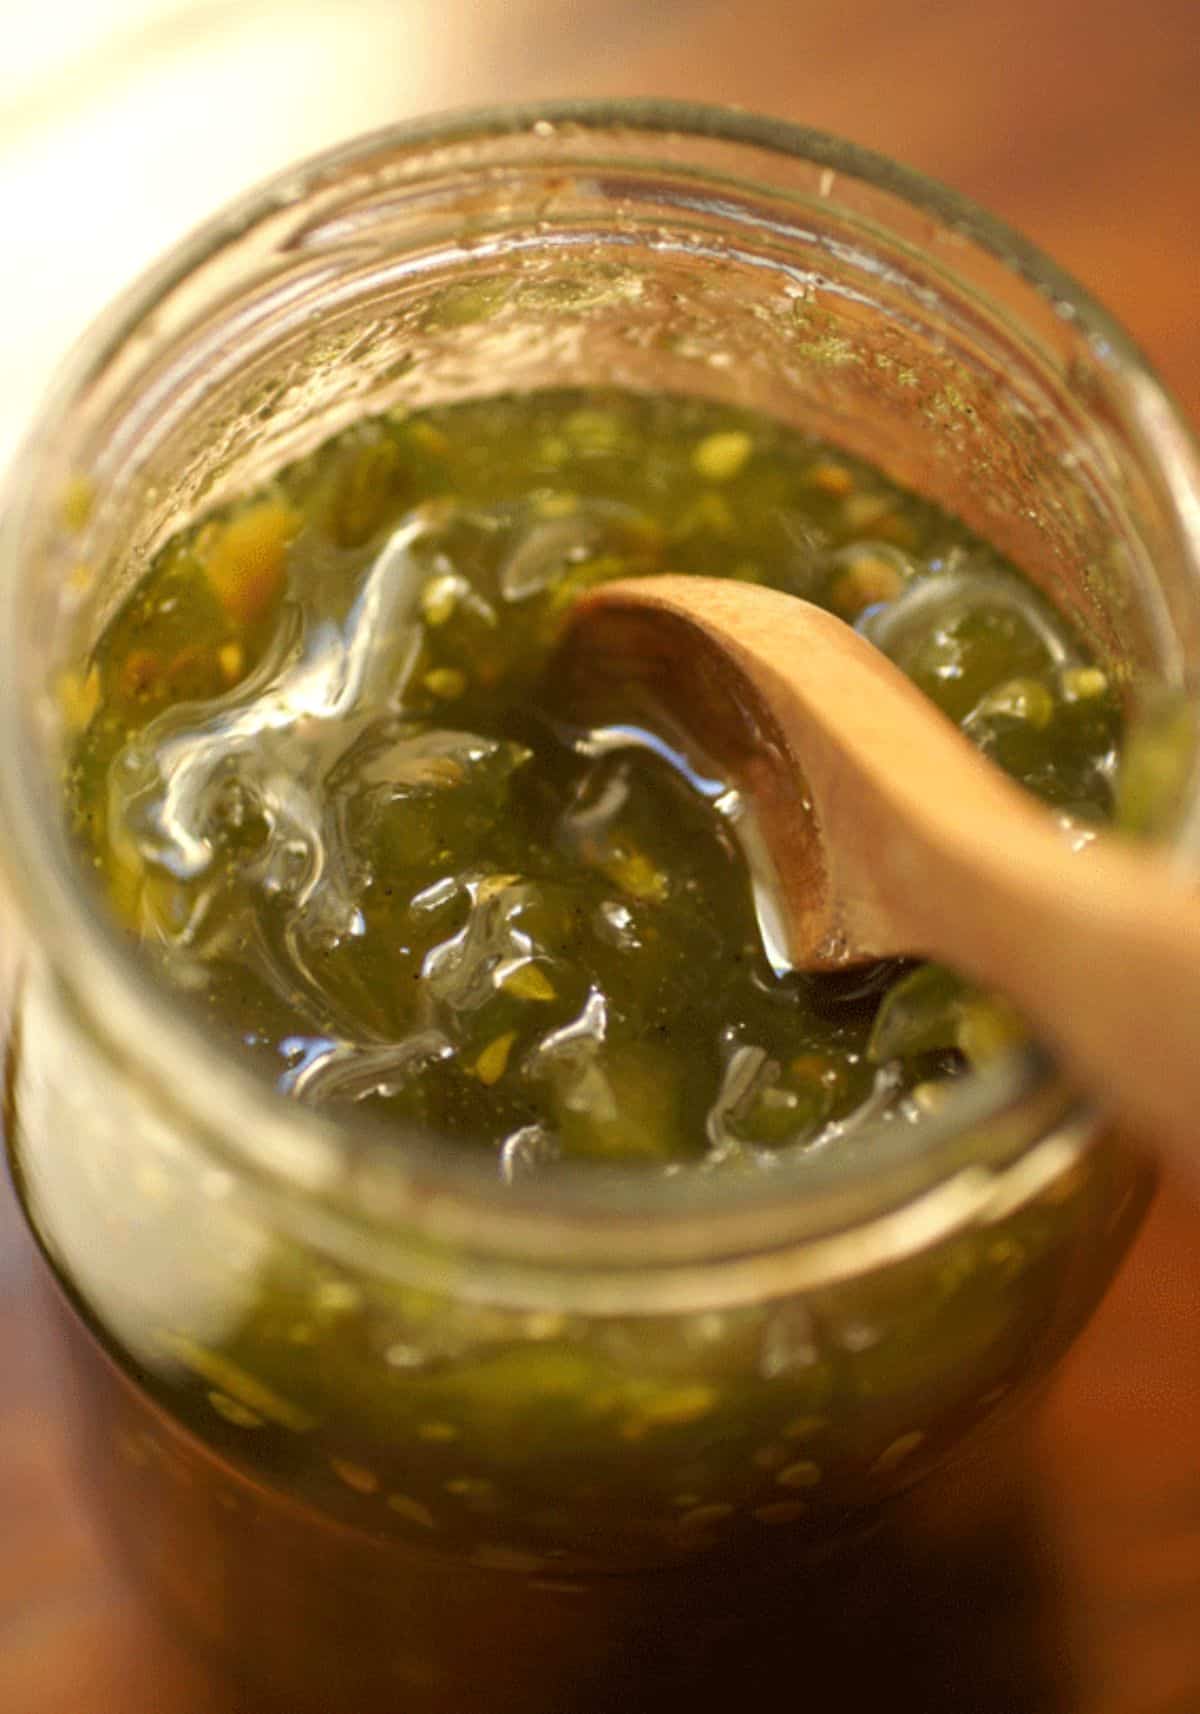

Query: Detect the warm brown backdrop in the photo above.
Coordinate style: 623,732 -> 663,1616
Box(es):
3,1 -> 1200,1709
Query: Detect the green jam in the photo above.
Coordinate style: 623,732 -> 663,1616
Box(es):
66,389 -> 1121,1170
18,388 -> 1147,1712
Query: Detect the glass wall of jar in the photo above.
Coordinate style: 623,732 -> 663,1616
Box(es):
2,104 -> 1198,1712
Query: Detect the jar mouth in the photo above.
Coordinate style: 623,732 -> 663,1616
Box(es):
2,98 -> 1199,1283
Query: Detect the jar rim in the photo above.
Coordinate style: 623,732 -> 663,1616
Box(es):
2,99 -> 1197,1292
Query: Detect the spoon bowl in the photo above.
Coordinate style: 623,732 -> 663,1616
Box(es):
560,575 -> 1200,1172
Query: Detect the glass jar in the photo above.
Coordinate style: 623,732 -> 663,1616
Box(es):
2,102 -> 1197,1713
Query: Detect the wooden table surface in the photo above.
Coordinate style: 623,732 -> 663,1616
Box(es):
3,1 -> 1200,1709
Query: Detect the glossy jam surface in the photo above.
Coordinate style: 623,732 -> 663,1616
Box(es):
66,389 -> 1120,1171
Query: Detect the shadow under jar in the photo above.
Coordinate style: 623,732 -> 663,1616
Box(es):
2,102 -> 1199,1714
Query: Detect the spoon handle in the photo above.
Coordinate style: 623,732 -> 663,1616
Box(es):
727,587 -> 1200,1166
735,582 -> 1200,1169
900,787 -> 1200,1169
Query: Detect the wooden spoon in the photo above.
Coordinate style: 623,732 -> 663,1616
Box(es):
559,575 -> 1200,1165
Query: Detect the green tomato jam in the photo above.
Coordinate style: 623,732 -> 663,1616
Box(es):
66,389 -> 1120,1170
14,387 -> 1147,1712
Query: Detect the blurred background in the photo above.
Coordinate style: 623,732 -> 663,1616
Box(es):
2,0 -> 1198,466
1,2 -> 1199,1710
